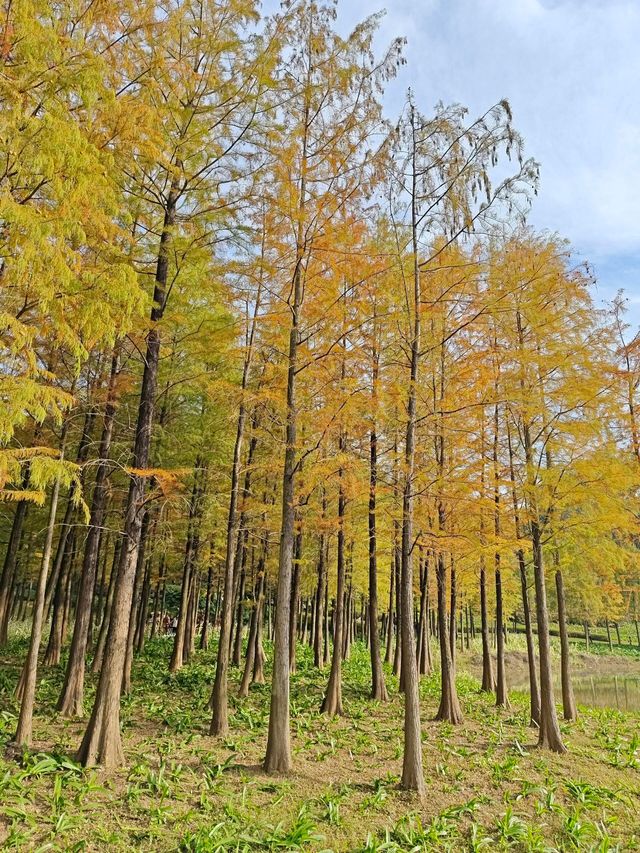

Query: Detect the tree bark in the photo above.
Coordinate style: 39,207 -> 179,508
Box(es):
479,560 -> 494,692
321,441 -> 346,717
368,340 -> 388,701
435,545 -> 463,724
13,437 -> 65,746
77,173 -> 179,768
555,569 -> 577,721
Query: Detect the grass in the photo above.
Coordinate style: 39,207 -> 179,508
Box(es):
0,630 -> 639,851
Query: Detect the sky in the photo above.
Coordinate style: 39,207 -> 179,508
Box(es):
268,0 -> 640,325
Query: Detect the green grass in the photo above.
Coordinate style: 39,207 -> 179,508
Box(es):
1,632 -> 639,851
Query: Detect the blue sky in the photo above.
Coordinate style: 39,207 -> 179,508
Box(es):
267,0 -> 640,326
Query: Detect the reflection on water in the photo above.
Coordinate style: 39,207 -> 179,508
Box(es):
572,675 -> 640,712
512,675 -> 640,712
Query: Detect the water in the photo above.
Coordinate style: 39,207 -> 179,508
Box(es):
512,674 -> 640,712
571,675 -> 640,713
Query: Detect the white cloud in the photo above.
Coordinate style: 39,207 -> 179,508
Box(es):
264,0 -> 640,303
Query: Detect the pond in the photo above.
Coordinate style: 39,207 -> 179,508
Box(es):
511,674 -> 640,712
571,675 -> 640,713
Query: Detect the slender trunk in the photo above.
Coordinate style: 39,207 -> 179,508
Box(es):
494,560 -> 510,708
530,516 -> 565,752
392,535 -> 402,678
321,447 -> 346,716
200,553 -> 214,651
0,476 -> 30,644
77,175 -> 179,768
479,561 -> 494,692
92,539 -> 120,675
313,510 -> 327,669
399,106 -> 426,794
239,555 -> 266,697
135,556 -> 151,653
506,418 -> 539,724
517,311 -> 564,752
606,616 -> 613,652
122,511 -> 150,694
233,563 -> 246,667
448,558 -> 456,668
493,402 -> 510,709
13,441 -> 65,746
519,549 -> 541,726
435,546 -> 463,724
368,341 -> 387,701
44,527 -> 76,666
555,569 -> 577,721
289,527 -> 302,673
384,552 -> 394,664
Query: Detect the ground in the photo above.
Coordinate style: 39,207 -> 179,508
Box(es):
0,630 -> 639,851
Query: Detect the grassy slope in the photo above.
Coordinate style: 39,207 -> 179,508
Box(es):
0,632 -> 639,852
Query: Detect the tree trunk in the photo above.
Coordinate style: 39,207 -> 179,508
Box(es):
13,448 -> 65,746
0,476 -> 30,644
495,561 -> 510,709
239,560 -> 265,697
368,355 -> 388,701
77,175 -> 179,768
448,558 -> 456,669
92,539 -> 120,675
233,563 -> 246,667
555,569 -> 577,721
313,521 -> 327,669
479,561 -> 494,692
44,526 -> 77,667
121,511 -> 150,695
518,549 -> 541,727
398,107 -> 426,794
321,450 -> 345,717
200,553 -> 214,651
531,517 -> 565,752
384,552 -> 394,664
435,548 -> 463,724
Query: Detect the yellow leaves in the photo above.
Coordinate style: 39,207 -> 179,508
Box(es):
0,446 -> 87,518
126,467 -> 190,498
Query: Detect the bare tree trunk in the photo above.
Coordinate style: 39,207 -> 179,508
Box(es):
398,105 -> 426,794
506,418 -> 539,724
435,546 -> 463,725
171,461 -> 206,670
77,175 -> 179,768
321,445 -> 346,717
122,511 -> 150,695
392,536 -> 402,678
313,514 -> 327,668
384,552 -> 394,664
233,562 -> 246,667
135,556 -> 151,653
493,404 -> 510,709
448,558 -> 457,669
44,527 -> 77,667
479,560 -> 494,692
530,516 -> 565,752
368,344 -> 388,700
0,476 -> 30,644
13,439 -> 65,746
495,561 -> 510,709
519,549 -> 541,726
92,539 -> 120,675
417,553 -> 432,675
239,555 -> 266,697
200,553 -> 214,651
555,569 -> 577,721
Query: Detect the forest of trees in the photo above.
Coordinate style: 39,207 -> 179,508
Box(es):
2,0 -> 640,810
